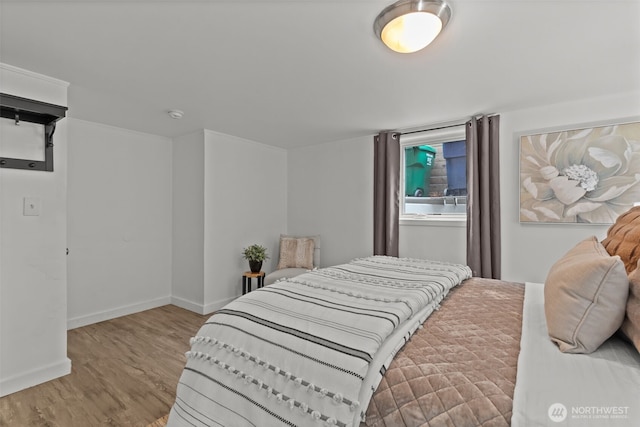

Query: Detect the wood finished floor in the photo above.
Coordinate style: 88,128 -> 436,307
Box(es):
0,305 -> 208,427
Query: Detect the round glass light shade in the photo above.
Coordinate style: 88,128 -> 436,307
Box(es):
374,0 -> 451,54
381,12 -> 443,53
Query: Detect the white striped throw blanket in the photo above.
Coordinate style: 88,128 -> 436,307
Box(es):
167,256 -> 471,427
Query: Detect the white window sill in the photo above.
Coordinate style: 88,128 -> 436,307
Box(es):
400,216 -> 466,227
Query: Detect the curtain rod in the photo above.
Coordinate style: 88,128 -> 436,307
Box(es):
399,113 -> 498,136
400,121 -> 466,136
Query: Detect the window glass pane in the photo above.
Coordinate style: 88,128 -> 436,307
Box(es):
401,126 -> 467,217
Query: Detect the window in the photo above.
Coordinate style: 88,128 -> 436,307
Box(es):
400,125 -> 467,220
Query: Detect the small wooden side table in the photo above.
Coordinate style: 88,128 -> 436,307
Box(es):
242,271 -> 265,295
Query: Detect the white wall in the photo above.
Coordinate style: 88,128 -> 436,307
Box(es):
203,130 -> 287,310
66,119 -> 173,329
288,137 -> 373,267
399,221 -> 466,264
0,64 -> 71,396
171,130 -> 287,314
287,91 -> 640,284
287,136 -> 466,267
172,131 -> 205,312
501,92 -> 640,283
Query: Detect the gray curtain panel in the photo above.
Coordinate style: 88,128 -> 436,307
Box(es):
466,115 -> 501,279
373,131 -> 400,257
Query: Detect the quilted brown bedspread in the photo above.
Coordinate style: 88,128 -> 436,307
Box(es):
363,278 -> 524,427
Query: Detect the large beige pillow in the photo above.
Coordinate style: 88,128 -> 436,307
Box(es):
276,237 -> 315,270
544,236 -> 629,354
620,260 -> 640,352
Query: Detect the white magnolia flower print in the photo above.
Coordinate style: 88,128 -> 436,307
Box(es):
520,123 -> 640,223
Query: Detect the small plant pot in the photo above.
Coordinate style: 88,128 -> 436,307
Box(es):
249,261 -> 263,273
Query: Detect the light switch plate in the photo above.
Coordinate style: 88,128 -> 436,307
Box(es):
23,197 -> 41,216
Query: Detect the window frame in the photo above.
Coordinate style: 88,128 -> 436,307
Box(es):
399,125 -> 467,224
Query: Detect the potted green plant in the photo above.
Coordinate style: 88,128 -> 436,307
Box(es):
242,244 -> 269,273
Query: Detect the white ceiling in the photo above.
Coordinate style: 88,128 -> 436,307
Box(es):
1,0 -> 639,149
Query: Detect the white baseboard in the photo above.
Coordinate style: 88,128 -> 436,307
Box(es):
171,295 -> 237,315
203,296 -> 236,314
67,296 -> 172,330
0,357 -> 71,397
170,295 -> 205,314
67,294 -> 237,329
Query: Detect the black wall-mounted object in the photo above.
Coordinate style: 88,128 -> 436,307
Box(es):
0,93 -> 68,172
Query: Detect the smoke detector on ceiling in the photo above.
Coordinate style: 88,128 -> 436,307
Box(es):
168,109 -> 184,119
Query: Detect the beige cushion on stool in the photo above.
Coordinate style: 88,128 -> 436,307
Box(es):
277,237 -> 315,269
265,235 -> 320,286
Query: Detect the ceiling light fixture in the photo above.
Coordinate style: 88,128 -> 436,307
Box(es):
374,0 -> 452,54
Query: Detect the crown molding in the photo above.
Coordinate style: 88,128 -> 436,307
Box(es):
0,63 -> 70,88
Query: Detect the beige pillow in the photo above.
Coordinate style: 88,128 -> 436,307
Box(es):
276,237 -> 315,270
620,260 -> 640,353
544,236 -> 629,354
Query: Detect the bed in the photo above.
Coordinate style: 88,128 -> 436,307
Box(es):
167,208 -> 640,427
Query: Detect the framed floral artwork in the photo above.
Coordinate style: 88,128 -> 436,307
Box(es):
520,120 -> 640,224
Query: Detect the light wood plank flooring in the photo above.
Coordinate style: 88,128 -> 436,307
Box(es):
0,305 -> 208,427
